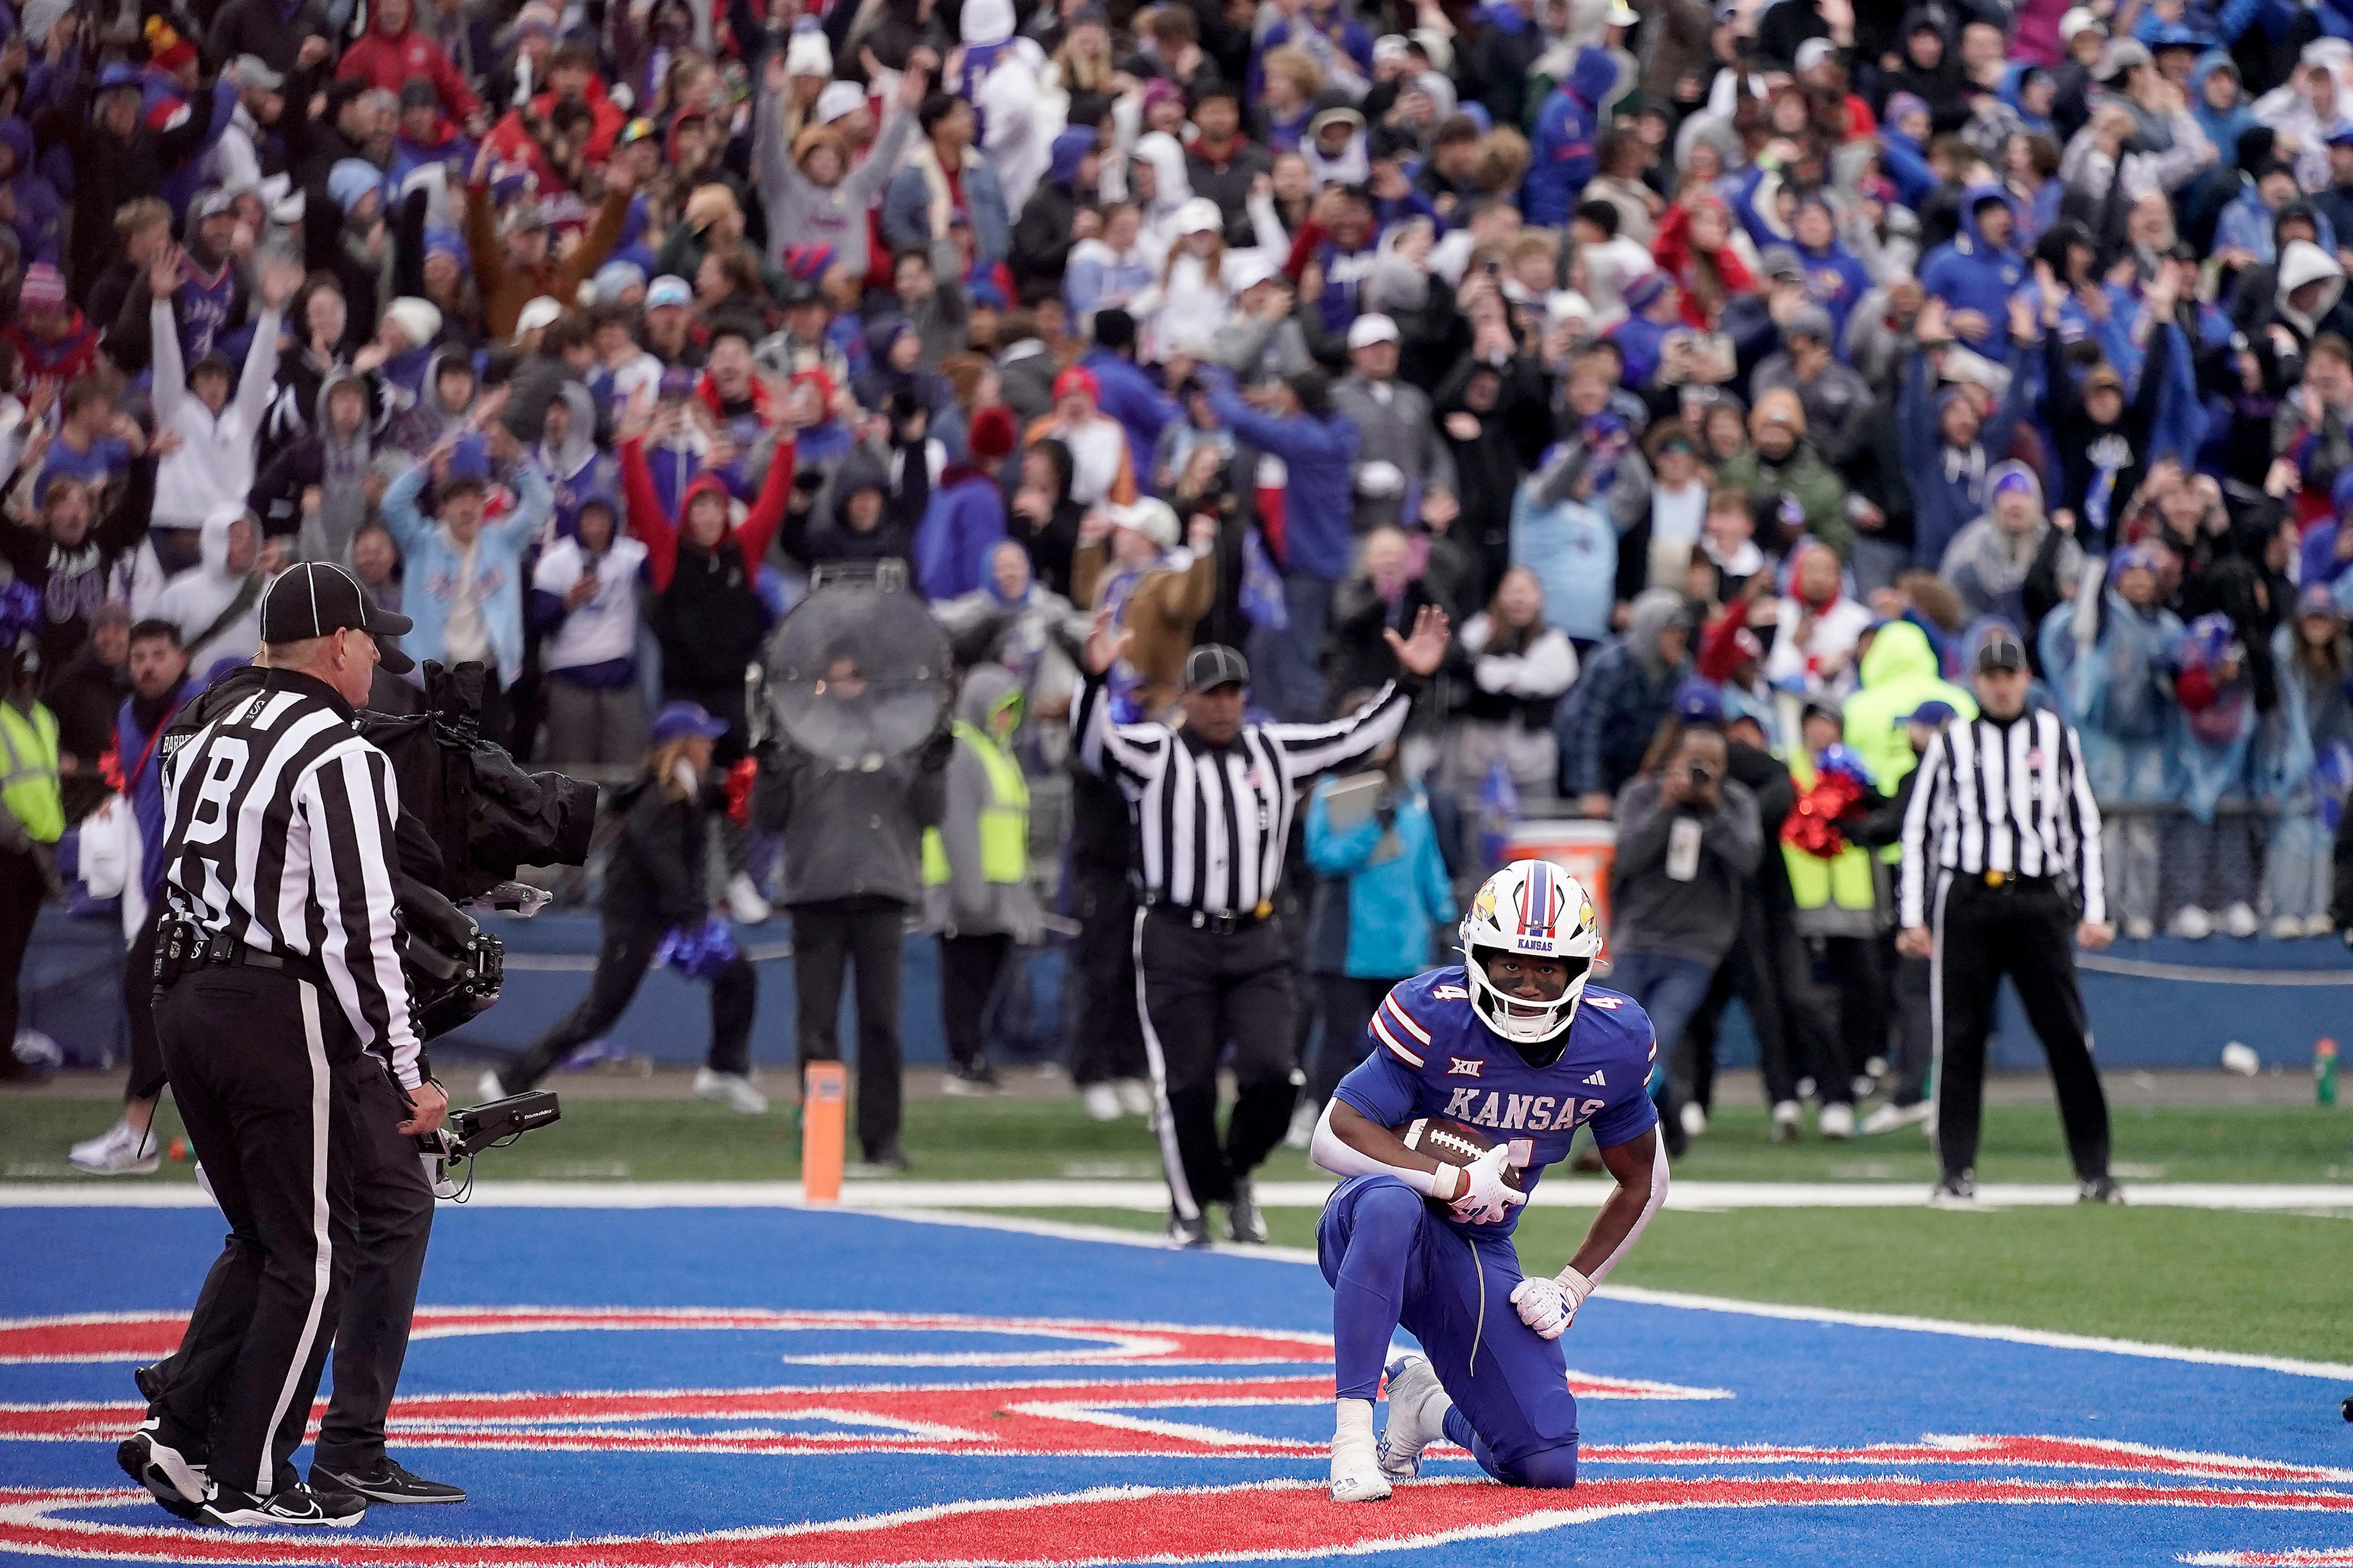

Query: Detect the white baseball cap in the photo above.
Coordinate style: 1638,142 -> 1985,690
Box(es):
515,296 -> 563,337
1346,313 -> 1400,350
815,80 -> 867,124
1175,196 -> 1224,236
2059,6 -> 2105,42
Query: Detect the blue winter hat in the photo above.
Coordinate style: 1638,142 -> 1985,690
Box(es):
1621,268 -> 1670,314
327,158 -> 385,215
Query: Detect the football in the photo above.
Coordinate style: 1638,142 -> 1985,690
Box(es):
1392,1116 -> 1527,1192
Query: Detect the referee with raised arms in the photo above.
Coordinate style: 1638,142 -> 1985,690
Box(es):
1896,628 -> 2120,1210
1073,601 -> 1451,1246
117,562 -> 441,1528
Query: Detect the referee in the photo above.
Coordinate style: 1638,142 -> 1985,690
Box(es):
1073,603 -> 1451,1246
1897,629 -> 2119,1210
120,563 -> 442,1529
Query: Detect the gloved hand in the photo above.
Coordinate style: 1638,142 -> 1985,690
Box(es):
1508,1265 -> 1592,1341
1446,1143 -> 1527,1226
919,721 -> 956,773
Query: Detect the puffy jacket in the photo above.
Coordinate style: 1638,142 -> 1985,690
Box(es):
1305,776 -> 1453,979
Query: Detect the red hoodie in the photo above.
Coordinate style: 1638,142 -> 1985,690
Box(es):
621,437 -> 795,590
338,22 -> 480,120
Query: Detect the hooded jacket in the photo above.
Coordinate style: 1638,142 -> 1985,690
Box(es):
1508,455 -> 1617,645
630,451 -> 794,692
2265,239 -> 2353,353
1918,184 -> 2027,347
1840,620 -> 1977,794
755,91 -> 916,284
536,381 -> 610,540
1305,773 -> 1453,979
149,293 -> 284,528
1938,461 -> 2085,628
923,663 -> 1045,939
2038,582 -> 2185,803
153,503 -> 266,668
1013,128 -> 1098,291
389,344 -> 480,454
1558,587 -> 1691,800
751,701 -> 949,910
1525,47 -> 1619,229
336,12 -> 480,120
913,459 -> 1007,602
379,458 -> 554,684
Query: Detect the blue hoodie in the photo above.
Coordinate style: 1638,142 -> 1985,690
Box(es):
1880,125 -> 1936,210
2191,51 -> 2258,158
0,117 -> 59,265
1998,63 -> 2053,137
1792,214 -> 1873,344
1920,183 -> 2027,348
1047,127 -> 1094,189
1524,47 -> 1616,229
914,462 -> 1007,602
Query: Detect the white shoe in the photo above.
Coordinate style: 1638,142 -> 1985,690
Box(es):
1329,1400 -> 1391,1503
2168,905 -> 2214,940
2307,912 -> 2339,938
1114,1078 -> 1156,1118
1376,1354 -> 1451,1481
724,872 -> 772,925
2123,916 -> 2154,942
1082,1083 -> 1121,1122
1678,1101 -> 1707,1139
68,1120 -> 159,1175
1284,1098 -> 1318,1149
694,1068 -> 769,1114
2271,914 -> 2307,940
1863,1055 -> 1888,1079
1858,1101 -> 1933,1136
2220,902 -> 2260,939
477,1070 -> 508,1102
1770,1101 -> 1802,1142
1819,1102 -> 1855,1139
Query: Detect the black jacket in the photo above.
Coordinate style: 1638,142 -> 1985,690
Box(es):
606,773 -> 725,929
44,75 -> 219,301
650,535 -> 767,692
206,0 -> 332,74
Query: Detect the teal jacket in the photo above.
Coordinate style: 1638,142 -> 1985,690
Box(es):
1304,778 -> 1454,979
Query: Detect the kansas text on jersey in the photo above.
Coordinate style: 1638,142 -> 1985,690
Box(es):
1334,967 -> 1660,1238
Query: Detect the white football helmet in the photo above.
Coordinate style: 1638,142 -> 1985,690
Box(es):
1459,860 -> 1602,1046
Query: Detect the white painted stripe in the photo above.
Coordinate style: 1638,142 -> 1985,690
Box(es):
14,1180 -> 2347,1213
1369,1014 -> 1425,1067
251,980 -> 334,1496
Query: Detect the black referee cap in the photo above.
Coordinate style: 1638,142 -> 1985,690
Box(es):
260,561 -> 416,674
1182,644 -> 1249,694
1974,630 -> 2028,673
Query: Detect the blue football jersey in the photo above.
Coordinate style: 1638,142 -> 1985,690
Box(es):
1330,966 -> 1661,1238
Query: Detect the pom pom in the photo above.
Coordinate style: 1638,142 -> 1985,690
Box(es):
657,915 -> 741,981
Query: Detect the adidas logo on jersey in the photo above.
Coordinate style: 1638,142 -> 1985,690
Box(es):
1583,1070 -> 1607,1087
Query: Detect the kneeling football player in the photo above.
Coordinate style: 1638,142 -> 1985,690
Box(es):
1308,860 -> 1668,1501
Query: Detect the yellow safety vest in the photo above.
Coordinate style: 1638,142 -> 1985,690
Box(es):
922,721 -> 1030,886
1780,747 -> 1876,914
0,700 -> 62,847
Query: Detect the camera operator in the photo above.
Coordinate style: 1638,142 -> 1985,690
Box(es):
123,564 -> 452,1528
1605,684 -> 1762,1155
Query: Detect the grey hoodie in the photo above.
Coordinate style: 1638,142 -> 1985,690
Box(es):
154,504 -> 263,667
923,664 -> 1045,939
298,371 -> 376,568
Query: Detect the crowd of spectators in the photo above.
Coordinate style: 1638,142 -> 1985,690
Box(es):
8,0 -> 2353,1149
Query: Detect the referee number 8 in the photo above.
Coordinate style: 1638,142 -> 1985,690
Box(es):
182,738 -> 250,848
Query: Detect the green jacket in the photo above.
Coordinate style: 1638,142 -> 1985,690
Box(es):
1714,438 -> 1851,559
1841,622 -> 1977,862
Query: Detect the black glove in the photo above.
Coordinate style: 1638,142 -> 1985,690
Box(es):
920,722 -> 956,773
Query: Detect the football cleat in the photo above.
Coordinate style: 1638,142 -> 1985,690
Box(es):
1377,1354 -> 1451,1481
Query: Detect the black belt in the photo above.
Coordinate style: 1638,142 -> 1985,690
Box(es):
1144,898 -> 1272,936
159,919 -> 319,984
1966,870 -> 2057,891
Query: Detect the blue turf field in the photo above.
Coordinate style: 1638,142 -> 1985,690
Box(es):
3,1202 -> 2349,1566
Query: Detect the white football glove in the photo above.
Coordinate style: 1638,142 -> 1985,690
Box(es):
1508,1266 -> 1592,1341
1446,1144 -> 1527,1226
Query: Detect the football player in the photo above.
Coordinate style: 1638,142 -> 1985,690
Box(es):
1308,859 -> 1669,1501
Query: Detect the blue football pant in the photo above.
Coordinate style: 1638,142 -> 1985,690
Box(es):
1317,1175 -> 1579,1488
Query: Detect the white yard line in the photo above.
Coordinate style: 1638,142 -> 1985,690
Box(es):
8,1189 -> 2350,1382
5,1178 -> 2351,1211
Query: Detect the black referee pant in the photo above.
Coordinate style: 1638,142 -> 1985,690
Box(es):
1134,906 -> 1298,1220
1930,873 -> 2111,1184
152,964 -> 356,1500
1067,862 -> 1145,1087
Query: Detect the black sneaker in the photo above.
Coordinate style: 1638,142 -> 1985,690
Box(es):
1165,1208 -> 1211,1247
1228,1177 -> 1269,1244
940,1061 -> 1002,1097
1928,1171 -> 1978,1210
116,1425 -> 207,1518
2077,1175 -> 2126,1205
200,1481 -> 367,1528
312,1457 -> 466,1504
851,1140 -> 911,1174
133,1362 -> 164,1405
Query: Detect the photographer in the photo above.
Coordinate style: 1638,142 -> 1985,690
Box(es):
1605,685 -> 1762,1153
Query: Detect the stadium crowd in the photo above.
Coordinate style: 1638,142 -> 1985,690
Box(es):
8,0 -> 2353,1166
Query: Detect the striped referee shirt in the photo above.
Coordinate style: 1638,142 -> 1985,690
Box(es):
1072,676 -> 1414,917
1897,704 -> 2105,929
159,668 -> 423,1087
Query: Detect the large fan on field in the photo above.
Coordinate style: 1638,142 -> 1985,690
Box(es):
760,562 -> 952,768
